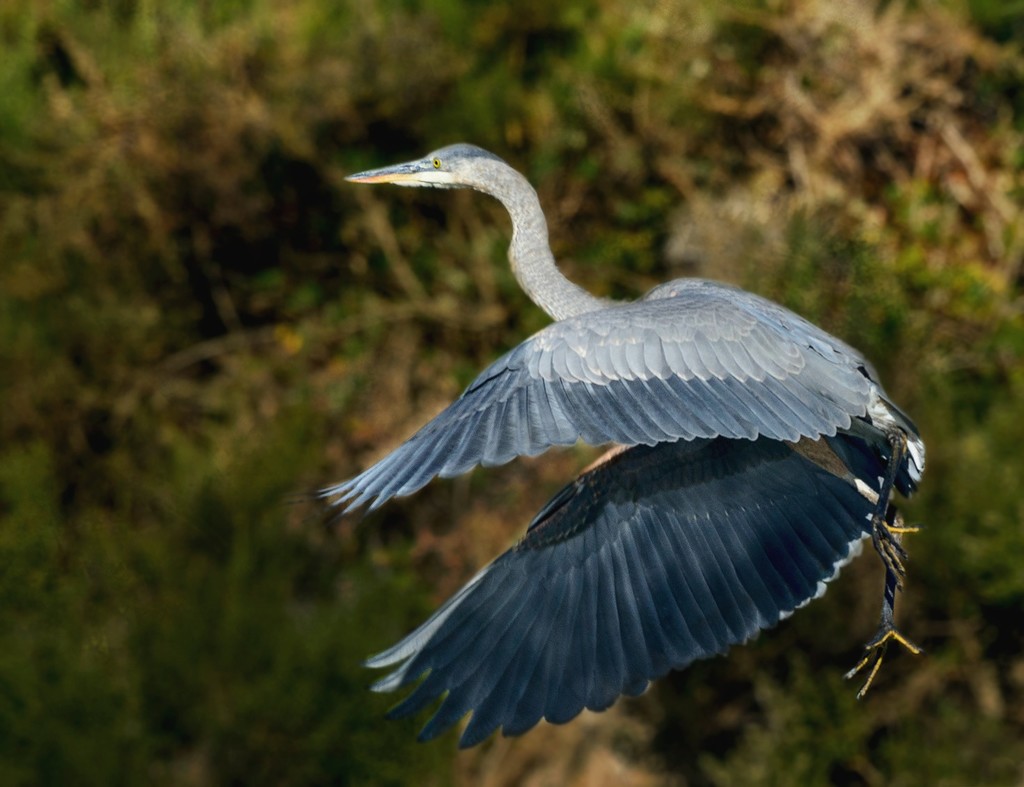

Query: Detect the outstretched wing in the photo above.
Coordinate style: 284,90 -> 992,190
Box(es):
366,432 -> 882,748
324,280 -> 874,512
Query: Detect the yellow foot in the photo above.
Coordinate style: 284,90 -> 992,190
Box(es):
845,627 -> 923,699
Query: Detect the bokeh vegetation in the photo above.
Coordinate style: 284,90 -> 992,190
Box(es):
1,0 -> 1022,784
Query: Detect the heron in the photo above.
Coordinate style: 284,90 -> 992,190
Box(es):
326,143 -> 925,748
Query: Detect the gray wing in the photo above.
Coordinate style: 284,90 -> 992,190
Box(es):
366,433 -> 881,748
324,279 -> 874,512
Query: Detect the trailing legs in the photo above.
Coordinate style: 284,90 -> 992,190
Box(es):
846,430 -> 922,697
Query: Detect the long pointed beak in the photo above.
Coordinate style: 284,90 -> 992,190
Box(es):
345,161 -> 423,185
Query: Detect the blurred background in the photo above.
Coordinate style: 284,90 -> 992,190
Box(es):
2,0 -> 1023,784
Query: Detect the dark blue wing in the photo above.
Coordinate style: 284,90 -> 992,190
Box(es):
365,433 -> 882,748
323,280 -> 875,512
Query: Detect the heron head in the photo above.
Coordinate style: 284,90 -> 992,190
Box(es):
345,144 -> 508,191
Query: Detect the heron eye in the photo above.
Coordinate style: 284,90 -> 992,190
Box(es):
432,158 -> 442,169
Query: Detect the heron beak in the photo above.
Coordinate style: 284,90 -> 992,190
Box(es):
346,159 -> 453,188
345,162 -> 422,184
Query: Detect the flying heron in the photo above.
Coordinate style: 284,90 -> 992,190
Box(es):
326,143 -> 925,748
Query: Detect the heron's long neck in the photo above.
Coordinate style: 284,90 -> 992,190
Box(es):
485,167 -> 606,320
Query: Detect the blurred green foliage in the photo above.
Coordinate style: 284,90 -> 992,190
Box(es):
1,0 -> 1022,784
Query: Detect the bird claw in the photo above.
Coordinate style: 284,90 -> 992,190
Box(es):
870,497 -> 919,587
871,522 -> 908,585
846,622 -> 923,699
885,521 -> 921,535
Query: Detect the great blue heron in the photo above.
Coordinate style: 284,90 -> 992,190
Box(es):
326,143 -> 925,748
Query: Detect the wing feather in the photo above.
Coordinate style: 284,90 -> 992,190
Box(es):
656,506 -> 737,650
544,562 -> 589,725
511,560 -> 577,732
591,544 -> 626,710
368,433 -> 882,746
324,279 -> 877,514
417,570 -> 537,742
616,519 -> 680,674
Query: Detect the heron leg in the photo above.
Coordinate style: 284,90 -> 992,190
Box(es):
868,431 -> 912,583
846,430 -> 922,696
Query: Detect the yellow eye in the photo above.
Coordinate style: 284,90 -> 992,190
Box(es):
432,158 -> 442,169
